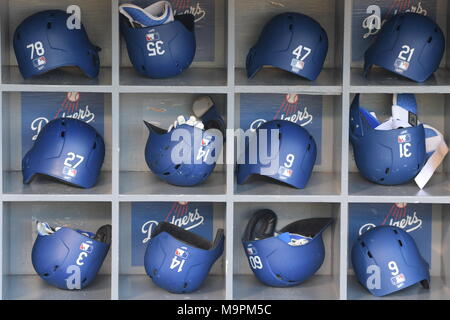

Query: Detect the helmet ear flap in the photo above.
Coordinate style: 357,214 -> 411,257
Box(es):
243,209 -> 277,241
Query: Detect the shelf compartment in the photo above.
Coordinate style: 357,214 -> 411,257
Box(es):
2,201 -> 112,300
119,93 -> 227,195
234,0 -> 344,87
348,93 -> 450,198
347,202 -> 450,300
118,0 -> 227,87
1,0 -> 113,85
2,91 -> 113,195
118,201 -> 226,300
232,202 -> 341,300
350,1 -> 450,88
234,93 -> 342,196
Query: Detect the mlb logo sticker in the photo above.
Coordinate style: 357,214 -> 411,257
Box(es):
32,56 -> 46,68
63,166 -> 77,177
201,137 -> 211,146
80,242 -> 93,253
391,273 -> 406,287
246,246 -> 257,255
175,248 -> 189,259
146,31 -> 159,41
278,166 -> 293,178
397,134 -> 411,144
290,58 -> 305,71
394,59 -> 409,72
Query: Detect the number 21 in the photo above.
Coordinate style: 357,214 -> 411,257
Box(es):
398,45 -> 415,62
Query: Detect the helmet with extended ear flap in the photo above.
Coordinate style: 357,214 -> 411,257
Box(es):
14,10 -> 101,79
242,209 -> 332,287
350,94 -> 426,185
144,222 -> 224,293
351,225 -> 430,297
237,120 -> 317,189
22,118 -> 105,189
246,12 -> 328,81
32,222 -> 111,290
364,12 -> 445,82
120,1 -> 196,79
144,114 -> 223,187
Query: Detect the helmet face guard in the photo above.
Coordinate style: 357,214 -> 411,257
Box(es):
351,226 -> 430,297
237,120 -> 317,189
364,12 -> 444,83
350,94 -> 426,185
144,119 -> 222,187
120,13 -> 196,79
246,12 -> 328,81
14,10 -> 101,79
242,209 -> 332,287
22,118 -> 105,189
144,222 -> 224,293
32,224 -> 111,290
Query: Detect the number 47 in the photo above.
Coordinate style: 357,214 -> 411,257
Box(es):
292,45 -> 311,61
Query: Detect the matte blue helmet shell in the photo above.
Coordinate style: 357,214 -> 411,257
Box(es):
242,209 -> 332,287
246,12 -> 328,81
120,13 -> 196,78
13,10 -> 101,79
144,120 -> 222,187
22,118 -> 105,189
32,224 -> 111,290
144,222 -> 224,293
364,12 -> 445,83
351,225 -> 430,297
350,94 -> 426,185
237,120 -> 317,189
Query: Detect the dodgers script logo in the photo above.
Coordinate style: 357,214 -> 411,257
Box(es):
141,202 -> 206,244
30,92 -> 96,141
250,94 -> 314,132
172,0 -> 206,22
21,92 -> 105,157
362,1 -> 429,39
131,202 -> 213,266
358,203 -> 423,235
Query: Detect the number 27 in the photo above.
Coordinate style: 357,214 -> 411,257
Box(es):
64,152 -> 84,168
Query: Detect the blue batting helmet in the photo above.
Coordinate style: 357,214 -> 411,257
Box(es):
22,118 -> 105,189
144,222 -> 224,293
351,225 -> 430,297
364,12 -> 444,82
246,12 -> 328,81
32,222 -> 111,290
242,209 -> 332,287
13,10 -> 101,79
